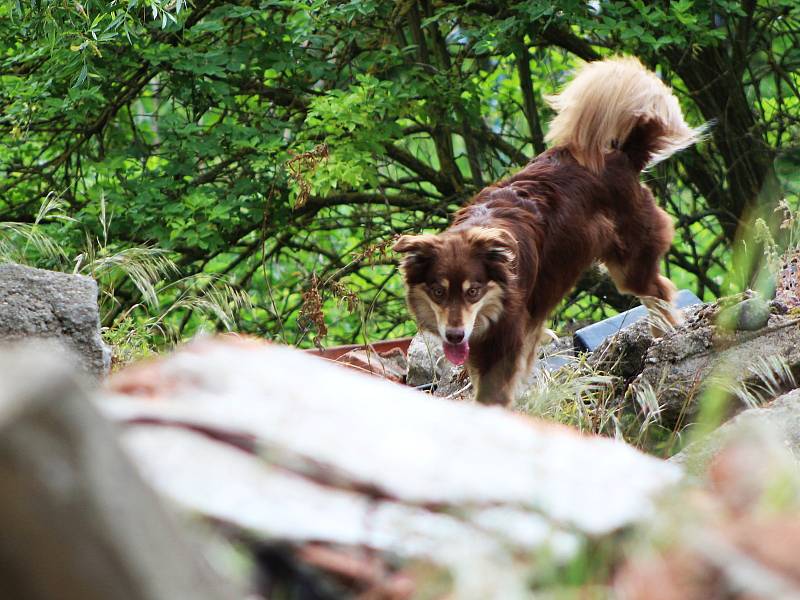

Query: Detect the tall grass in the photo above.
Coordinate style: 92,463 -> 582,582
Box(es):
518,348 -> 620,436
0,195 -> 251,367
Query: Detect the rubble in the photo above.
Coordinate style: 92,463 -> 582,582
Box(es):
101,336 -> 682,597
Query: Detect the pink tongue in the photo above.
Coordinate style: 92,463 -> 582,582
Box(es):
443,341 -> 469,365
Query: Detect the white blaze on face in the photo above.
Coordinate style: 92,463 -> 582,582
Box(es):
428,281 -> 506,340
406,280 -> 506,366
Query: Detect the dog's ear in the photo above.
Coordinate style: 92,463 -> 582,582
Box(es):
393,234 -> 439,274
394,234 -> 438,257
468,228 -> 517,265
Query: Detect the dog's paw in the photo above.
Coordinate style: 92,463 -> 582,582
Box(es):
539,328 -> 559,345
649,308 -> 683,338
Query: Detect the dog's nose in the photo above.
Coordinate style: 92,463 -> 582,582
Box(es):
445,328 -> 465,344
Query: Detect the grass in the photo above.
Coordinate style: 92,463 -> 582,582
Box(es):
517,347 -> 620,436
518,310 -> 800,458
516,338 -> 684,455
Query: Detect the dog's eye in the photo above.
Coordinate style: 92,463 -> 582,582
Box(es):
430,286 -> 445,299
466,287 -> 481,300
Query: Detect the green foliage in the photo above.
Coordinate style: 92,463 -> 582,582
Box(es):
1,0 -> 799,353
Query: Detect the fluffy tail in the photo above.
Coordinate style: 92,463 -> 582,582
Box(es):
544,57 -> 705,173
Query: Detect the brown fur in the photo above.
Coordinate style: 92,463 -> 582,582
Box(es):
395,57 -> 702,406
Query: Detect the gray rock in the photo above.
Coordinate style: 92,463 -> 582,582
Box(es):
717,296 -> 771,331
0,263 -> 110,377
405,331 -> 474,399
435,364 -> 471,399
671,388 -> 800,475
406,331 -> 456,390
635,307 -> 800,425
578,297 -> 800,426
574,289 -> 702,352
589,302 -> 715,381
588,319 -> 655,380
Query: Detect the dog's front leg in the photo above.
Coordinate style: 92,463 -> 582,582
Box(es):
471,358 -> 523,407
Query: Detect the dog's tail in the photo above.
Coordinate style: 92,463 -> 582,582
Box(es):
544,56 -> 705,173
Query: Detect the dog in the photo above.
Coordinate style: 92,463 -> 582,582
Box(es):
394,57 -> 704,406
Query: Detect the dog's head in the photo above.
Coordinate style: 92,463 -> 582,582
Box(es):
394,227 -> 517,365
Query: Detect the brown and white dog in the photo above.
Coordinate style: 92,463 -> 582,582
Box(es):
394,57 -> 704,406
